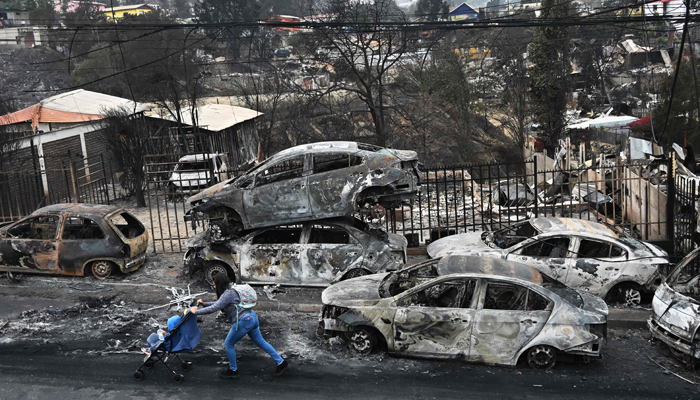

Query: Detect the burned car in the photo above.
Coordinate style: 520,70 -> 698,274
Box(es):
184,217 -> 407,285
648,248 -> 700,363
185,141 -> 420,235
0,204 -> 148,278
319,256 -> 608,369
427,217 -> 669,306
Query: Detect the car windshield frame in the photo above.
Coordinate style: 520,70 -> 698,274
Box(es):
666,248 -> 700,286
486,221 -> 539,249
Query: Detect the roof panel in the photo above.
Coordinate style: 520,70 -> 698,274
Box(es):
150,104 -> 262,132
531,217 -> 617,237
437,255 -> 543,285
41,89 -> 149,115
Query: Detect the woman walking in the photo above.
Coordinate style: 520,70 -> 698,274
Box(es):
191,273 -> 289,379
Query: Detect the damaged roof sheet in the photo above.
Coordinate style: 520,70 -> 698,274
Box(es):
0,89 -> 149,127
150,104 -> 262,132
437,256 -> 544,285
531,217 -> 617,238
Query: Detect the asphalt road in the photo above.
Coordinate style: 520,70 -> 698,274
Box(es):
1,330 -> 699,400
0,260 -> 698,400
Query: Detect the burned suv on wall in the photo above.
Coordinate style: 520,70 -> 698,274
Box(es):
0,204 -> 148,278
185,141 -> 420,236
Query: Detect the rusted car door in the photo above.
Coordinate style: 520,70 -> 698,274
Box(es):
307,152 -> 365,217
304,223 -> 365,283
0,214 -> 60,273
565,236 -> 628,292
469,280 -> 551,365
506,236 -> 573,282
243,155 -> 311,227
239,225 -> 305,283
392,278 -> 477,357
57,216 -> 115,275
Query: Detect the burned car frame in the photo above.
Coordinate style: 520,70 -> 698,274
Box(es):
0,204 -> 148,278
319,256 -> 608,369
185,141 -> 420,235
648,247 -> 700,364
427,217 -> 669,306
184,217 -> 407,286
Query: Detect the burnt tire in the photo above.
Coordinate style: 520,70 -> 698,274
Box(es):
204,263 -> 235,286
91,260 -> 114,279
605,283 -> 643,307
348,327 -> 377,355
527,345 -> 557,370
342,268 -> 371,280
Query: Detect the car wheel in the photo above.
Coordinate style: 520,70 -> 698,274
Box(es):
342,268 -> 370,280
91,260 -> 114,279
527,345 -> 557,370
204,263 -> 234,286
348,327 -> 377,355
606,283 -> 643,307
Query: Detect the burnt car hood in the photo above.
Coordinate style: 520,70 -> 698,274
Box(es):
652,283 -> 700,341
186,180 -> 230,207
426,232 -> 501,259
322,273 -> 388,307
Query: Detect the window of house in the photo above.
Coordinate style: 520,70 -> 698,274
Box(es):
62,217 -> 105,239
521,237 -> 570,258
7,215 -> 59,240
578,239 -> 627,259
308,225 -> 353,244
256,156 -> 305,186
252,225 -> 303,244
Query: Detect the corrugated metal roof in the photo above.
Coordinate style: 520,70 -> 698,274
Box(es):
151,104 -> 262,132
39,89 -> 149,115
0,89 -> 149,128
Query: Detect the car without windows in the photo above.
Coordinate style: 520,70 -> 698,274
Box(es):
184,141 -> 420,237
0,204 -> 148,278
426,217 -> 669,306
319,256 -> 608,369
184,217 -> 407,286
648,248 -> 700,363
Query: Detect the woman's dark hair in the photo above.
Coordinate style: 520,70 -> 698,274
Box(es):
213,273 -> 231,299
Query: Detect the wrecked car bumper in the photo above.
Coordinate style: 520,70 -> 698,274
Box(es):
123,253 -> 146,273
648,317 -> 700,359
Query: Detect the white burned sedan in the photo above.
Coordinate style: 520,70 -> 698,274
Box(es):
427,217 -> 669,306
319,256 -> 608,369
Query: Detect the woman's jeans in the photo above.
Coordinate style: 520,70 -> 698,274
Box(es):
225,311 -> 283,371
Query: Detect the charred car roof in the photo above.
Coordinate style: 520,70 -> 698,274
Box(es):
531,217 -> 617,238
33,203 -> 122,217
437,255 -> 544,285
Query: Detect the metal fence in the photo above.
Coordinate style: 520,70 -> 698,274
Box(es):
0,154 -> 121,224
385,157 -> 674,248
144,152 -> 246,253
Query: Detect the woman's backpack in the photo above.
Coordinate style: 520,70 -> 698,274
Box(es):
232,283 -> 257,309
231,284 -> 257,330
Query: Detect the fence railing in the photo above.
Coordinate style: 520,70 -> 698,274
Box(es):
385,157 -> 673,248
